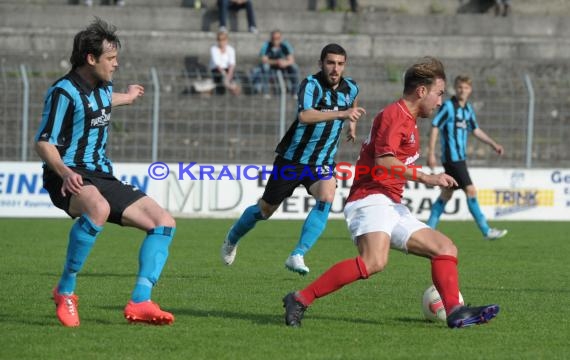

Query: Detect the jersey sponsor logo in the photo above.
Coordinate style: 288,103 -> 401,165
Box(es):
321,106 -> 339,112
403,152 -> 420,166
90,109 -> 110,127
455,120 -> 467,129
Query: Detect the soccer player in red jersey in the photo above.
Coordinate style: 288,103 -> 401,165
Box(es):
283,57 -> 500,329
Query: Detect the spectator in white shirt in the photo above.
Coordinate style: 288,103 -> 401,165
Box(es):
209,31 -> 241,95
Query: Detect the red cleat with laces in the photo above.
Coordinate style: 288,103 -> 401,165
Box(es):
52,287 -> 80,327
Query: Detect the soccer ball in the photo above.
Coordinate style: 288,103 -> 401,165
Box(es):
422,285 -> 464,321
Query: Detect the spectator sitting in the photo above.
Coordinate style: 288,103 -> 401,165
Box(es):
209,31 -> 241,96
217,0 -> 258,34
256,30 -> 300,98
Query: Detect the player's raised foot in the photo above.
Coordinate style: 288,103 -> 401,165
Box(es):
52,287 -> 80,327
221,235 -> 238,265
485,228 -> 508,240
283,292 -> 307,327
124,300 -> 174,325
285,254 -> 310,275
446,304 -> 500,328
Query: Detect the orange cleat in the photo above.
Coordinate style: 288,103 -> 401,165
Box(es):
124,300 -> 175,325
52,287 -> 80,327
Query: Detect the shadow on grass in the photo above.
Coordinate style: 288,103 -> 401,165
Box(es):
96,305 -> 387,327
1,310 -> 122,327
0,314 -> 58,327
40,271 -> 205,280
465,286 -> 570,294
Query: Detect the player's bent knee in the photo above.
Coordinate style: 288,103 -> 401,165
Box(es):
260,209 -> 274,219
440,189 -> 454,201
88,198 -> 111,225
465,186 -> 477,198
361,256 -> 387,275
159,211 -> 176,228
436,241 -> 458,257
258,201 -> 277,219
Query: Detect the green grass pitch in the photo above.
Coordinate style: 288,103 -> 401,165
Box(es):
0,218 -> 568,359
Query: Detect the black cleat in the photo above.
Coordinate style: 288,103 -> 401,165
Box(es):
283,292 -> 307,327
446,304 -> 500,328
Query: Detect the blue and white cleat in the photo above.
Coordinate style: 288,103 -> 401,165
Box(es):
447,304 -> 500,328
485,228 -> 508,240
221,235 -> 238,266
285,254 -> 309,275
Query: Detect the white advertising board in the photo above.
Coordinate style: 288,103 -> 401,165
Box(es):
1,161 -> 569,221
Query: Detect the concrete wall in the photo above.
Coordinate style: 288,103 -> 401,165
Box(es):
2,3 -> 570,61
2,4 -> 570,37
3,0 -> 570,15
3,27 -> 570,61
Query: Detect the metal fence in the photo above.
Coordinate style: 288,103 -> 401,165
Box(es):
1,59 -> 569,168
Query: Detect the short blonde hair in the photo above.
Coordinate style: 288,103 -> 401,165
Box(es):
454,75 -> 472,86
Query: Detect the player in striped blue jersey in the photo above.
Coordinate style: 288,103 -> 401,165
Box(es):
427,75 -> 507,240
221,43 -> 366,274
35,18 -> 176,327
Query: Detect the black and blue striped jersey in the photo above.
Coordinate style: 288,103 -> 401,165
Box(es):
35,71 -> 114,174
432,96 -> 479,163
275,72 -> 359,166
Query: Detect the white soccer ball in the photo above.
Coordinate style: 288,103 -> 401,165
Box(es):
422,285 -> 464,321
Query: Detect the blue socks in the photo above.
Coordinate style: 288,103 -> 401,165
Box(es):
57,217 -> 175,302
428,196 -> 490,236
228,204 -> 265,245
427,197 -> 446,229
58,215 -> 102,294
227,200 -> 331,256
131,226 -> 175,303
467,197 -> 490,236
291,201 -> 331,256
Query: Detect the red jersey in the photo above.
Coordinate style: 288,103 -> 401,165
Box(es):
347,99 -> 420,203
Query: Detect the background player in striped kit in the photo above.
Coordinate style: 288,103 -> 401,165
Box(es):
35,18 -> 176,327
221,43 -> 366,275
426,75 -> 507,240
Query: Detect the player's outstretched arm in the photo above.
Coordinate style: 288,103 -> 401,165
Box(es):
35,142 -> 83,196
473,128 -> 504,155
299,106 -> 366,125
346,119 -> 357,142
345,99 -> 363,142
427,127 -> 439,170
375,155 -> 457,188
112,84 -> 144,107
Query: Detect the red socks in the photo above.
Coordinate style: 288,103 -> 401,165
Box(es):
431,255 -> 461,315
297,256 -> 369,306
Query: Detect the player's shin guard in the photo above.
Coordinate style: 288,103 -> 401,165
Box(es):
131,226 -> 175,303
58,214 -> 102,294
297,256 -> 369,306
427,197 -> 446,229
291,201 -> 331,256
466,197 -> 490,236
227,204 -> 265,245
431,255 -> 461,315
